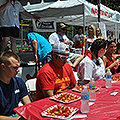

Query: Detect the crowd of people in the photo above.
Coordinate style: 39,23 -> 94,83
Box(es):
0,1 -> 120,119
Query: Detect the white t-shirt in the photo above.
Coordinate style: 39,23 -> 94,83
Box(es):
49,32 -> 70,45
85,35 -> 96,51
0,0 -> 24,28
77,56 -> 105,81
73,34 -> 84,44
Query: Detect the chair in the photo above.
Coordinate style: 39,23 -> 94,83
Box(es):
25,78 -> 37,101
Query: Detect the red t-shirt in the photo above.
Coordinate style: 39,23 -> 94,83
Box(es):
106,56 -> 118,74
36,61 -> 77,100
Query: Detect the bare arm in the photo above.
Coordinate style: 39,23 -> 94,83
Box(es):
0,116 -> 20,120
21,10 -> 40,20
32,39 -> 38,63
22,95 -> 31,104
82,35 -> 86,56
102,55 -> 120,72
42,90 -> 54,98
0,0 -> 12,13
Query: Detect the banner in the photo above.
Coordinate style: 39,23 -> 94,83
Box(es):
32,19 -> 56,32
99,22 -> 107,40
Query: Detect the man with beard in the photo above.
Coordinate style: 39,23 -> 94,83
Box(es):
49,22 -> 74,46
36,43 -> 77,100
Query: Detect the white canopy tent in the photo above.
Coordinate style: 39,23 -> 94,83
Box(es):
22,0 -> 120,29
21,0 -> 120,42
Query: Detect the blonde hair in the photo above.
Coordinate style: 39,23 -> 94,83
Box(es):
88,24 -> 96,37
96,27 -> 102,37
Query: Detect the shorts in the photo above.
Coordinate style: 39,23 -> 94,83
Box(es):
1,26 -> 19,37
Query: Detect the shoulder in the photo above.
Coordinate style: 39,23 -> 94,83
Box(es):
13,77 -> 25,84
49,32 -> 57,37
64,63 -> 72,68
37,62 -> 53,74
16,1 -> 22,5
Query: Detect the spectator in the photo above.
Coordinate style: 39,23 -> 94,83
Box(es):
83,24 -> 96,56
49,22 -> 83,69
77,39 -> 107,85
72,27 -> 86,55
96,27 -> 105,40
0,51 -> 31,119
36,43 -> 77,100
102,40 -> 120,74
0,0 -> 40,53
49,22 -> 74,46
26,32 -> 52,66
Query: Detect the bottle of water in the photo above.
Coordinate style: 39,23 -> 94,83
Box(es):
89,78 -> 96,101
105,69 -> 112,88
81,86 -> 89,113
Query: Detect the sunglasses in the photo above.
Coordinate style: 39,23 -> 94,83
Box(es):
56,53 -> 69,60
61,28 -> 66,30
88,28 -> 93,30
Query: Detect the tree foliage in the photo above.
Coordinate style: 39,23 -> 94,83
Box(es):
87,0 -> 120,12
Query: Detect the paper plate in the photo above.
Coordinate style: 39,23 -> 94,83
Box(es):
41,104 -> 79,119
50,92 -> 81,103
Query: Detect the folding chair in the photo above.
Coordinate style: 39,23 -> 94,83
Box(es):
25,78 -> 37,101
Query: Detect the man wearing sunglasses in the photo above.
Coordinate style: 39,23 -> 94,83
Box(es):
49,22 -> 73,46
36,43 -> 77,100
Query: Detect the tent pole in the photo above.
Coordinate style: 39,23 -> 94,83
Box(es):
83,4 -> 85,56
115,23 -> 117,43
21,18 -> 23,51
72,25 -> 74,38
98,0 -> 101,22
118,23 -> 119,43
83,4 -> 85,35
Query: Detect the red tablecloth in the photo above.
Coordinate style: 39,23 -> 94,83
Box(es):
14,73 -> 120,120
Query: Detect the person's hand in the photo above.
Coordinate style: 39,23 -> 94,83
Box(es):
70,41 -> 74,46
113,60 -> 120,67
34,55 -> 38,63
63,40 -> 69,44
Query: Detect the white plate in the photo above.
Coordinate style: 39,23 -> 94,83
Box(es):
50,92 -> 81,103
41,104 -> 79,119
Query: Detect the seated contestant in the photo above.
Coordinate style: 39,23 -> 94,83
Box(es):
77,39 -> 107,84
36,43 -> 77,100
102,40 -> 120,74
0,51 -> 31,119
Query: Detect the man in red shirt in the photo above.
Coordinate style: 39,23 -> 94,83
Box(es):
36,43 -> 77,100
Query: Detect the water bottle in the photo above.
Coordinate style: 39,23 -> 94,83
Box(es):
105,69 -> 112,88
81,86 -> 89,113
89,78 -> 96,101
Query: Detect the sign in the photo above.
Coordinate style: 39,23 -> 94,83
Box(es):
99,22 -> 107,40
32,19 -> 56,32
91,8 -> 113,18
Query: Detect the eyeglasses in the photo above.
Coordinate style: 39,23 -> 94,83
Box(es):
56,53 -> 69,60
